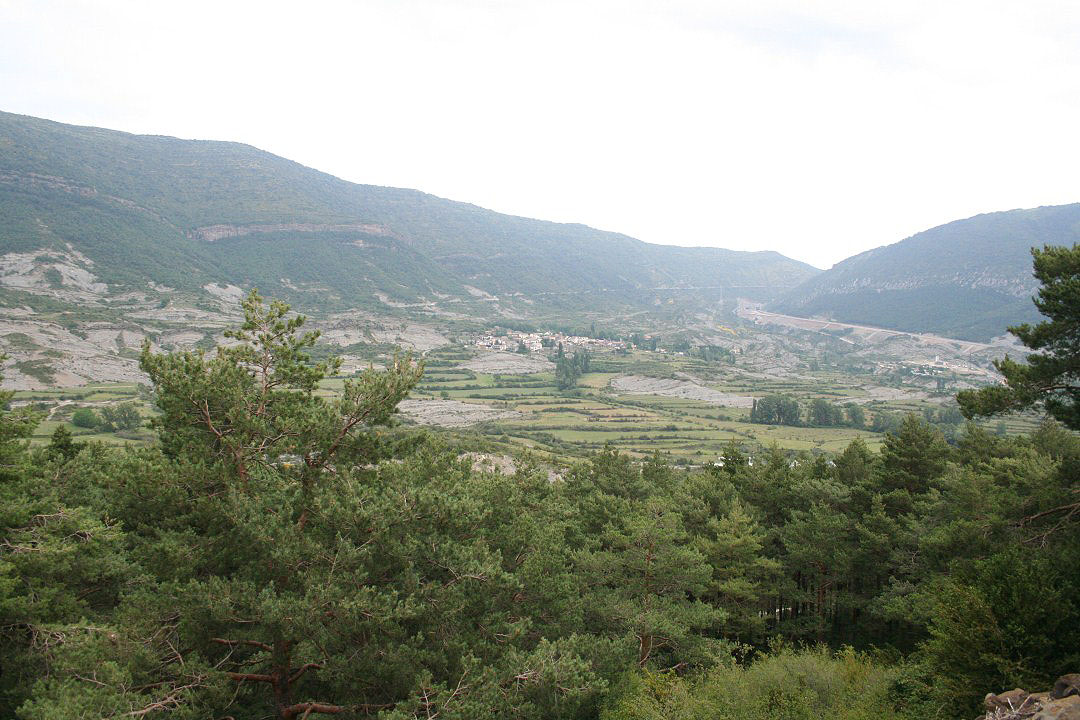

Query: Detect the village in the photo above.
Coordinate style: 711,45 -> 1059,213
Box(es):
473,328 -> 628,355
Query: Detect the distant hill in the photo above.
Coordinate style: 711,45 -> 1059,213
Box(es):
0,111 -> 817,318
771,205 -> 1080,341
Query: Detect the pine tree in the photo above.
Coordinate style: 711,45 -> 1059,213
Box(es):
574,494 -> 724,669
959,244 -> 1080,430
878,414 -> 950,499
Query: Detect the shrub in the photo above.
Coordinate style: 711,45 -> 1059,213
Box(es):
99,402 -> 142,432
919,547 -> 1080,717
601,646 -> 904,720
70,408 -> 100,429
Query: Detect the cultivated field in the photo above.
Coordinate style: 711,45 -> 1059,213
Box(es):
9,329 -> 1036,466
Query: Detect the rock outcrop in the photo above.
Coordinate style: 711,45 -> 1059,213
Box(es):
977,674 -> 1080,720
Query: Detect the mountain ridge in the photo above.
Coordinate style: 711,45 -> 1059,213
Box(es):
0,110 -> 819,317
771,203 -> 1080,341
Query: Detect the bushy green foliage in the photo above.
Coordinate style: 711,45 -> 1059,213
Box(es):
0,356 -> 38,481
600,646 -> 904,720
877,413 -> 950,499
750,395 -> 801,425
69,407 -> 99,428
98,402 -> 141,432
752,396 -> 869,430
808,398 -> 845,427
920,548 -> 1080,716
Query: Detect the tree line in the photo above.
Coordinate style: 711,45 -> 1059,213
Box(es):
750,394 -> 868,428
749,393 -> 969,434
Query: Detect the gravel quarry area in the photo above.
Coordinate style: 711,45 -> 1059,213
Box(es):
367,323 -> 449,352
738,306 -> 1014,356
611,375 -> 755,408
459,351 -> 555,375
398,398 -> 523,427
316,312 -> 450,352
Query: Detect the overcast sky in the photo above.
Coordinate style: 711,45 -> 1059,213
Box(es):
2,0 -> 1079,268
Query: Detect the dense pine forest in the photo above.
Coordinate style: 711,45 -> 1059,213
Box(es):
2,248 -> 1079,720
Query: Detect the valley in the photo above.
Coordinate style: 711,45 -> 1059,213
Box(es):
9,0 -> 1080,711
1,108 -> 1077,720
7,283 -> 1030,466
0,111 -> 1058,477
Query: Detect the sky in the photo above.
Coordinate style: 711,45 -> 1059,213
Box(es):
2,0 -> 1079,269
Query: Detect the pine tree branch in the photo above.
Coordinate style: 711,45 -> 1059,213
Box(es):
212,637 -> 273,652
289,662 -> 323,684
281,702 -> 345,718
226,671 -> 275,683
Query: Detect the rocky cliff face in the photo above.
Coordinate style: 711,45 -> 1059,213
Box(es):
188,222 -> 394,242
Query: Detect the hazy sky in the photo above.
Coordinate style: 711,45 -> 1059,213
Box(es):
2,0 -> 1079,268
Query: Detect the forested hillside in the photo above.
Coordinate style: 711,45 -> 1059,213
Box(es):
2,286 -> 1077,719
0,111 -> 817,315
771,204 -> 1080,341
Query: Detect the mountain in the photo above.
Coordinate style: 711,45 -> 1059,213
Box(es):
771,205 -> 1080,341
0,110 -> 817,320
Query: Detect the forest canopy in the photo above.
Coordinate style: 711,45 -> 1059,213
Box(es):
2,287 -> 1078,720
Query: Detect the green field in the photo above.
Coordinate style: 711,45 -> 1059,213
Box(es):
11,343 -> 1037,462
399,345 -> 1025,464
13,382 -> 154,446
